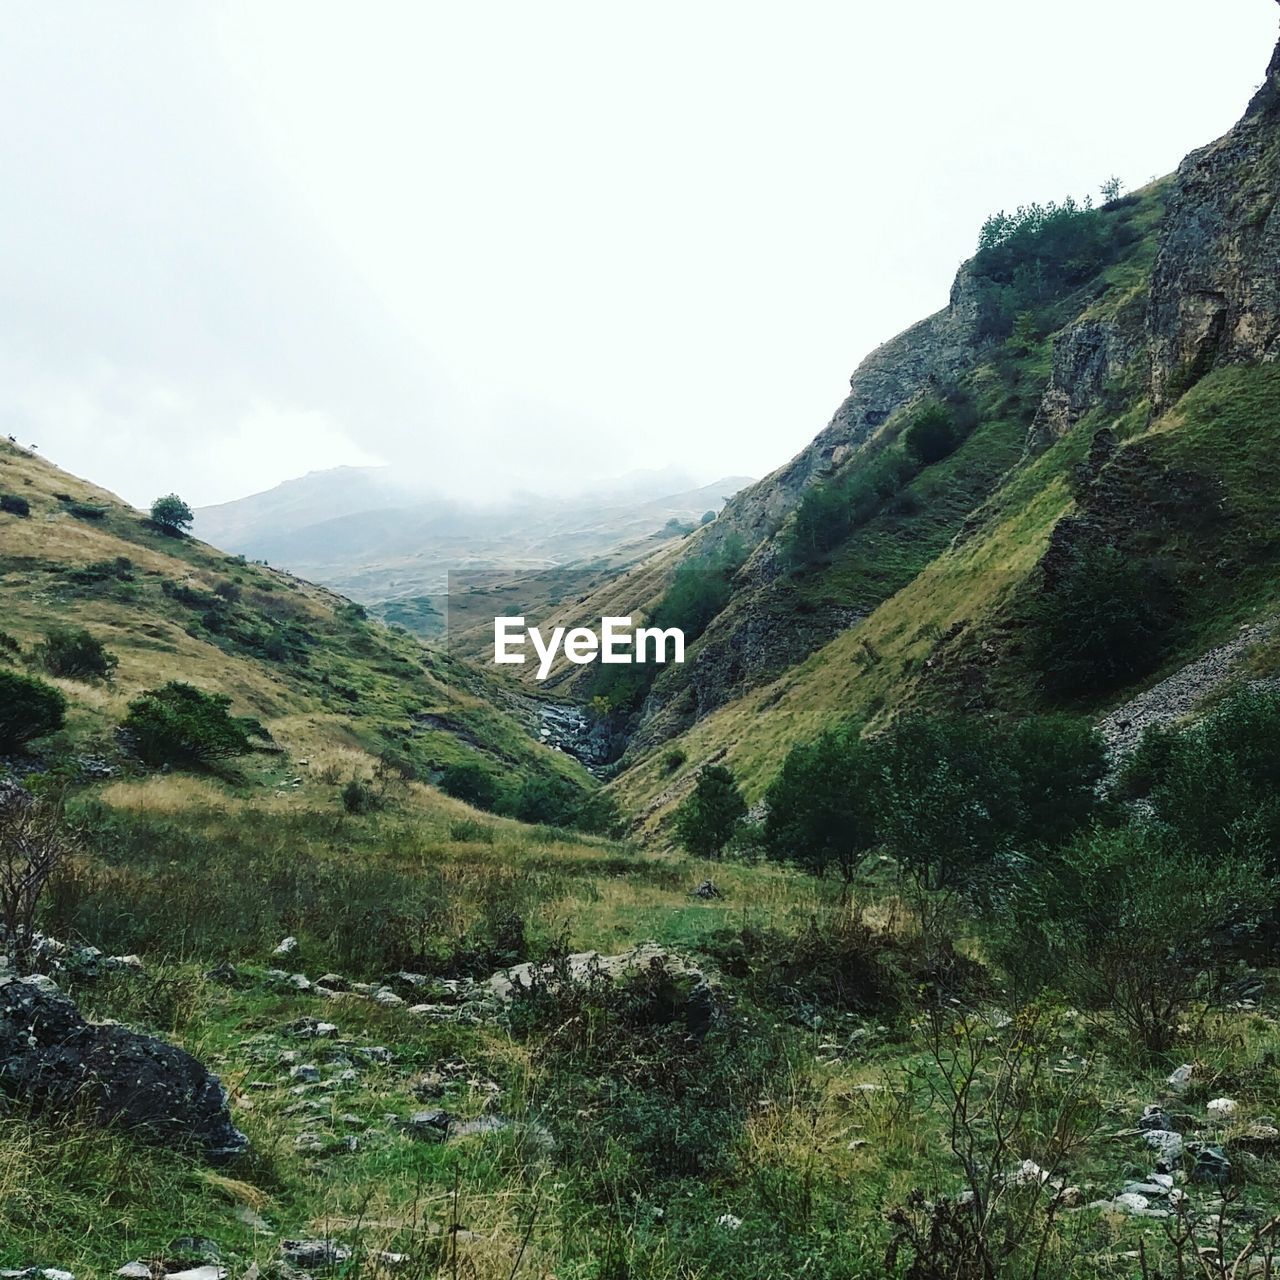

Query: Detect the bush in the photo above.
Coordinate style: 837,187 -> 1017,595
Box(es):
340,777 -> 382,814
0,671 -> 66,752
0,494 -> 30,517
993,823 -> 1276,1050
1028,544 -> 1180,697
675,764 -> 746,857
662,747 -> 687,774
122,682 -> 261,768
902,403 -> 959,466
439,760 -> 502,811
148,493 -> 194,535
32,626 -> 118,681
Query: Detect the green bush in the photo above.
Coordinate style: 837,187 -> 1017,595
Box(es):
122,682 -> 262,768
0,670 -> 67,752
340,777 -> 382,814
0,494 -> 30,517
1028,544 -> 1180,697
901,403 -> 959,466
32,626 -> 118,681
675,764 -> 746,858
991,823 -> 1276,1049
439,759 -> 503,810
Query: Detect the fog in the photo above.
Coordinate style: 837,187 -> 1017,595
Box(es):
2,1 -> 1274,507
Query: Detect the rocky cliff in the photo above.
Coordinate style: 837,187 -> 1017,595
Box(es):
1148,34 -> 1280,410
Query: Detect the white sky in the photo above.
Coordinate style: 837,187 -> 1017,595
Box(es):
2,2 -> 1276,508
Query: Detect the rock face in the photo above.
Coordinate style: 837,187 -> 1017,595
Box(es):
0,975 -> 247,1163
1148,36 -> 1280,410
1028,317 -> 1142,452
704,265 -> 987,557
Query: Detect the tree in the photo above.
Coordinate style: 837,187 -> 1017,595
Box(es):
149,493 -> 194,536
874,715 -> 1022,892
764,727 -> 879,883
0,671 -> 66,752
1100,176 -> 1125,204
902,403 -> 959,466
1125,687 -> 1280,872
699,510 -> 716,526
123,682 -> 260,767
675,765 -> 746,858
33,626 -> 118,681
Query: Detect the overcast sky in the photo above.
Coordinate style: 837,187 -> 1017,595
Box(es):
2,2 -> 1276,509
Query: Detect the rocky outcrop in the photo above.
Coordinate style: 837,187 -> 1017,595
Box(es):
1148,35 -> 1280,410
1028,317 -> 1142,452
0,975 -> 247,1163
704,266 -> 988,557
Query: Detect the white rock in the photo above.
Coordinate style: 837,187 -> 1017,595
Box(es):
1167,1064 -> 1194,1091
1115,1192 -> 1150,1212
373,988 -> 404,1007
1012,1159 -> 1048,1187
273,936 -> 299,956
168,1269 -> 226,1280
716,1214 -> 743,1231
116,1266 -> 151,1279
1207,1097 -> 1238,1117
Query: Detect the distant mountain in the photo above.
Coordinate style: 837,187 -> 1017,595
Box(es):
193,469 -> 753,628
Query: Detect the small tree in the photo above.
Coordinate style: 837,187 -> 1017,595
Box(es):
0,670 -> 66,752
122,682 -> 259,767
902,403 -> 959,466
675,764 -> 746,858
0,789 -> 67,973
764,728 -> 879,883
0,494 -> 30,517
149,493 -> 195,536
1100,175 -> 1125,204
33,626 -> 118,681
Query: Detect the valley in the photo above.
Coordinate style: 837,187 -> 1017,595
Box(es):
2,22 -> 1280,1280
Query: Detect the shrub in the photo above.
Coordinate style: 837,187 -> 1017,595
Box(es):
0,494 -> 30,517
0,632 -> 19,661
340,777 -> 382,814
0,791 -> 68,972
122,682 -> 261,768
439,759 -> 502,811
32,626 -> 118,681
674,764 -> 745,858
0,671 -> 67,752
66,503 -> 106,521
1028,544 -> 1179,697
995,824 -> 1276,1049
902,403 -> 959,466
512,775 -> 581,827
662,747 -> 687,773
148,493 -> 194,535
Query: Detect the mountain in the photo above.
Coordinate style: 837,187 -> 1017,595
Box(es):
566,33 -> 1280,834
194,468 -> 753,634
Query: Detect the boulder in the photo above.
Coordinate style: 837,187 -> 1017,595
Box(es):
487,942 -> 719,1036
0,975 -> 247,1163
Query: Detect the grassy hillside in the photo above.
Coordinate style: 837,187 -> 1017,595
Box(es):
0,439 -> 592,801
